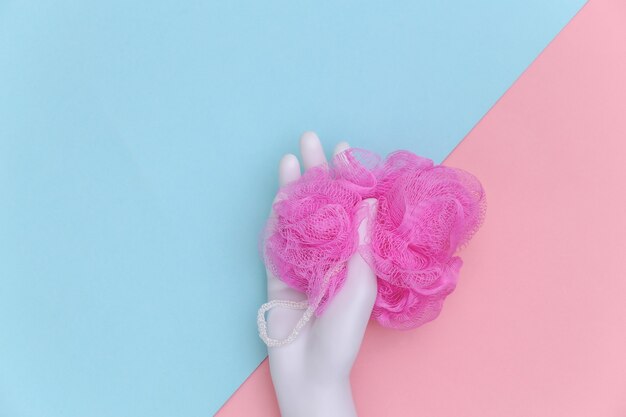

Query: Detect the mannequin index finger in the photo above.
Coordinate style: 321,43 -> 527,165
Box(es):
268,154 -> 305,302
271,154 -> 301,208
279,153 -> 301,187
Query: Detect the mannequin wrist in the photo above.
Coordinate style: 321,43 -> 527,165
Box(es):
274,375 -> 357,417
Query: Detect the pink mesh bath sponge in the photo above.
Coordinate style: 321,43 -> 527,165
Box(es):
261,148 -> 486,333
365,151 -> 486,329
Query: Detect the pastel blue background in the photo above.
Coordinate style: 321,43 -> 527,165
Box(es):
0,1 -> 585,416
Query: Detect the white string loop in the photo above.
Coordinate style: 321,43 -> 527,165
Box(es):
257,264 -> 344,347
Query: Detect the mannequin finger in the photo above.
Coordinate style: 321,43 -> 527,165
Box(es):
357,198 -> 377,245
271,153 -> 301,207
300,131 -> 327,170
278,153 -> 301,187
333,141 -> 350,157
311,198 -> 378,366
268,153 -> 305,301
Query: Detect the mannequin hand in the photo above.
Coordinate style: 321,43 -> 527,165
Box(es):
264,132 -> 377,417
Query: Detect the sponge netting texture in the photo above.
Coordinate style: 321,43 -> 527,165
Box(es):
262,148 -> 486,330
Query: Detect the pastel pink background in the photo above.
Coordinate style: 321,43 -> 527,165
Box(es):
216,0 -> 626,415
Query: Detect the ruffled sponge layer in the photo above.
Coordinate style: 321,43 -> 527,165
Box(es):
263,148 -> 486,329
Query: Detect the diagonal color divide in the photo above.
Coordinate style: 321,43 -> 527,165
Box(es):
216,0 -> 626,415
0,2 -> 588,416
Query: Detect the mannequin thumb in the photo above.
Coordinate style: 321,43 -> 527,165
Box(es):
357,198 -> 378,245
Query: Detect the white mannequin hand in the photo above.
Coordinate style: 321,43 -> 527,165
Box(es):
264,132 -> 377,417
